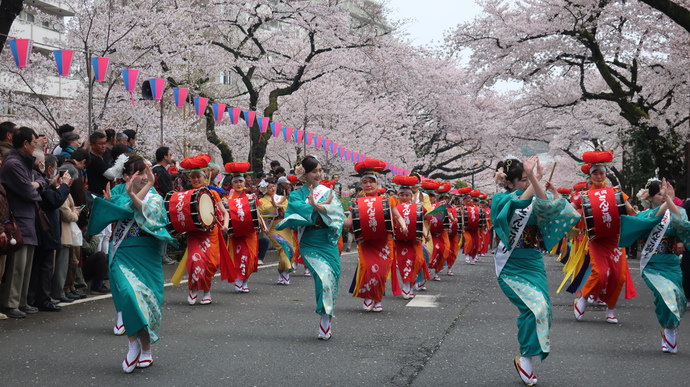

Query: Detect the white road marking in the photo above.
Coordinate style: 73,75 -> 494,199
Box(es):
64,262 -> 280,306
406,294 -> 439,308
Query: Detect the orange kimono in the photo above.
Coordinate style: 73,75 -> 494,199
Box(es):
227,190 -> 259,281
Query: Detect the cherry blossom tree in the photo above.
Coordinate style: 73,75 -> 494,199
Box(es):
450,0 -> 690,194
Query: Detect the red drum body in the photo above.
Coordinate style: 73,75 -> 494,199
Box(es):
226,195 -> 260,237
352,196 -> 393,241
165,187 -> 216,234
464,205 -> 481,231
581,188 -> 625,240
395,202 -> 424,242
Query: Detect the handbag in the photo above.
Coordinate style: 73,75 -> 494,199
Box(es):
35,202 -> 50,232
0,212 -> 24,255
70,222 -> 83,246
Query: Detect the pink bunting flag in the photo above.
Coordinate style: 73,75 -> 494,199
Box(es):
53,50 -> 73,76
243,111 -> 256,127
306,132 -> 314,146
316,136 -> 323,149
121,69 -> 139,107
149,78 -> 166,100
194,97 -> 208,116
91,57 -> 110,82
332,142 -> 339,154
325,139 -> 332,152
173,87 -> 188,108
228,108 -> 242,124
9,39 -> 33,68
285,127 -> 293,142
256,117 -> 270,133
212,103 -> 226,122
296,129 -> 304,143
270,122 -> 282,137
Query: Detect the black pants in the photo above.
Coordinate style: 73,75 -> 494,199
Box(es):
681,253 -> 690,300
82,251 -> 108,289
258,237 -> 270,261
29,246 -> 55,305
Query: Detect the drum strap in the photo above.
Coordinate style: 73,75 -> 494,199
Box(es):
640,209 -> 671,272
494,204 -> 533,277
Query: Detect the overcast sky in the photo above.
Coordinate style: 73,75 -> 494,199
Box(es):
386,0 -> 483,46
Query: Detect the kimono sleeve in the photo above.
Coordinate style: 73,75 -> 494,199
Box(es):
531,195 -> 581,251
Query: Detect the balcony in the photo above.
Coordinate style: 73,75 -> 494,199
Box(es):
0,72 -> 80,99
24,0 -> 75,16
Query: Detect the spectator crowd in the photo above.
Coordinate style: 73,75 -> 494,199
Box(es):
0,121 -> 344,320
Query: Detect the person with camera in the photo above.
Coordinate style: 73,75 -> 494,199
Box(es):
31,153 -> 74,311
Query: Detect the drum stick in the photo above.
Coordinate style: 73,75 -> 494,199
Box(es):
548,162 -> 557,182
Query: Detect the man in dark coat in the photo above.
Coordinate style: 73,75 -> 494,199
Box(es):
30,153 -> 72,311
0,127 -> 42,319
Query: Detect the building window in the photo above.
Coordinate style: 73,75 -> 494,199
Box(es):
220,71 -> 231,85
20,11 -> 35,23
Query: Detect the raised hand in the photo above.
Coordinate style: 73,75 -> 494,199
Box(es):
545,180 -> 558,195
103,182 -> 112,201
322,190 -> 334,205
659,178 -> 668,199
307,184 -> 316,207
535,158 -> 544,181
523,156 -> 538,176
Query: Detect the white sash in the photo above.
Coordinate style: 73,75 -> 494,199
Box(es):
494,204 -> 533,277
640,209 -> 671,272
110,218 -> 135,259
110,192 -> 154,258
297,185 -> 330,242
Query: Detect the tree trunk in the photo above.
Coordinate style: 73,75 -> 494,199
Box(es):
204,110 -> 234,163
0,0 -> 23,56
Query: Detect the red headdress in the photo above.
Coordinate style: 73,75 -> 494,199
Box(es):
470,190 -> 481,198
392,175 -> 419,187
224,161 -> 251,175
421,179 -> 440,192
287,175 -> 301,184
354,158 -> 389,178
582,150 -> 613,165
319,179 -> 335,189
557,188 -> 573,195
180,154 -> 211,171
435,182 -> 452,195
573,182 -> 588,192
376,187 -> 387,194
457,186 -> 472,195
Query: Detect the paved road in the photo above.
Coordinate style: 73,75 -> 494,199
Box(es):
0,251 -> 687,386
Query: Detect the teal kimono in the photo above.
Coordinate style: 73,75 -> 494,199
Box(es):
491,190 -> 580,360
87,185 -> 174,342
277,185 -> 344,316
620,208 -> 689,329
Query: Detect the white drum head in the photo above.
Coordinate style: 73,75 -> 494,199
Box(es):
197,193 -> 215,227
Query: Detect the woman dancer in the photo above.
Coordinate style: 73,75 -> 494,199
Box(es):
225,162 -> 262,293
492,156 -> 579,386
346,159 -> 407,312
392,175 -> 429,299
258,178 -> 296,284
276,156 -> 344,339
570,151 -> 636,323
87,155 -> 175,373
620,178 -> 688,353
177,155 -> 232,305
